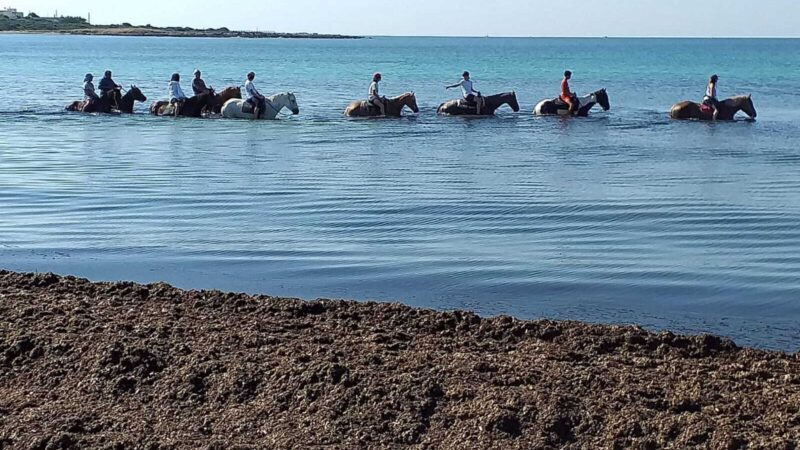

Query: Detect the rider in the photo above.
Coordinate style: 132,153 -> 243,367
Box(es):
368,73 -> 386,116
446,71 -> 483,115
702,74 -> 720,120
98,70 -> 121,109
168,73 -> 188,117
561,70 -> 577,115
83,73 -> 100,108
192,69 -> 211,96
244,71 -> 267,119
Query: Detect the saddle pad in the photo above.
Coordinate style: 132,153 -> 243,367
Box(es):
242,102 -> 255,114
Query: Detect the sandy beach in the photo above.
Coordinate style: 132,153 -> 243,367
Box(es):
0,269 -> 798,448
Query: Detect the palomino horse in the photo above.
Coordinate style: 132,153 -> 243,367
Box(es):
209,86 -> 241,114
670,95 -> 757,121
150,93 -> 215,118
437,92 -> 520,116
344,92 -> 419,117
221,92 -> 300,120
65,86 -> 147,114
534,89 -> 610,117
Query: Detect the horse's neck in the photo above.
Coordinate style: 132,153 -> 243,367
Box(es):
722,96 -> 747,111
268,94 -> 287,109
119,92 -> 133,110
578,93 -> 596,107
486,93 -> 513,110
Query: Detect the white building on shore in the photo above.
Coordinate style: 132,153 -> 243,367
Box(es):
1,7 -> 24,19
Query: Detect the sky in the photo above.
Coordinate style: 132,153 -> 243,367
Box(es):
10,0 -> 800,37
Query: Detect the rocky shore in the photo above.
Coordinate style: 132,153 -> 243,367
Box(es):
0,270 -> 798,449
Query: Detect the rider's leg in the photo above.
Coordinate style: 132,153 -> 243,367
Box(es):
477,95 -> 484,115
378,98 -> 386,116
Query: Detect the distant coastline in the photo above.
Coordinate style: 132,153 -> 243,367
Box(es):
0,12 -> 361,39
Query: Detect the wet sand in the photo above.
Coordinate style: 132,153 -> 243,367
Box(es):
0,270 -> 798,449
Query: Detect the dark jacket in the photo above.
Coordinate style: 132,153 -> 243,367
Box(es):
192,78 -> 210,95
98,77 -> 118,94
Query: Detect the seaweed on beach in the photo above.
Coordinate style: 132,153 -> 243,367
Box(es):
0,270 -> 798,448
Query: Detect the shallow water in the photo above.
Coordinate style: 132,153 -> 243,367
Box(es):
1,35 -> 799,351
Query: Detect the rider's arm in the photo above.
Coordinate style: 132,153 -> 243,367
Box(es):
445,80 -> 463,89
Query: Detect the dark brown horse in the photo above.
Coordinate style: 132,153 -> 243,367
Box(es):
209,86 -> 242,114
437,92 -> 520,116
670,95 -> 757,121
150,93 -> 214,118
344,92 -> 420,117
65,86 -> 147,114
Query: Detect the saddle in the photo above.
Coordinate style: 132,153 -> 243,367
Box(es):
699,103 -> 714,116
241,102 -> 256,114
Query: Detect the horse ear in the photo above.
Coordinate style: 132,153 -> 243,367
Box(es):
748,94 -> 752,99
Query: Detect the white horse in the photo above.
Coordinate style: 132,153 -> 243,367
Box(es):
221,92 -> 300,120
533,88 -> 610,117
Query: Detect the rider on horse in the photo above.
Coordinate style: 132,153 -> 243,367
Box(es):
168,73 -> 188,117
245,72 -> 267,119
98,70 -> 122,109
192,69 -> 211,96
447,71 -> 484,115
561,70 -> 578,115
703,74 -> 720,120
369,73 -> 386,116
83,74 -> 100,109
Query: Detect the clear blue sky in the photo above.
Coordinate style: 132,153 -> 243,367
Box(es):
13,0 -> 800,37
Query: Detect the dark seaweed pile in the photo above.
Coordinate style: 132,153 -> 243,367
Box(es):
1,270 -> 798,449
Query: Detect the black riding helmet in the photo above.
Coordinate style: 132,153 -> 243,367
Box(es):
171,73 -> 180,82
710,74 -> 719,82
247,72 -> 255,80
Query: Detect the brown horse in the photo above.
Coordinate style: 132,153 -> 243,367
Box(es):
344,92 -> 420,117
209,86 -> 241,114
437,92 -> 520,116
670,95 -> 757,121
150,93 -> 214,118
65,86 -> 147,114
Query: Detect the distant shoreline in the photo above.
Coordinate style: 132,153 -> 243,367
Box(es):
0,15 -> 361,39
0,28 -> 362,39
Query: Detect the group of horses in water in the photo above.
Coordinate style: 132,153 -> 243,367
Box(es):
65,83 -> 757,122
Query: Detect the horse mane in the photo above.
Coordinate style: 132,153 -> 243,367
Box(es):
218,86 -> 240,95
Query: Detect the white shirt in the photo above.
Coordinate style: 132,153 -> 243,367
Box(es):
168,81 -> 187,101
245,79 -> 260,100
706,83 -> 717,99
458,79 -> 477,98
368,81 -> 379,100
83,81 -> 98,99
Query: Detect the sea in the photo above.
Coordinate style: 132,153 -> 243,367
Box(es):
1,35 -> 799,351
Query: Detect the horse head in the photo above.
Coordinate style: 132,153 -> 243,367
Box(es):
508,91 -> 520,112
287,92 -> 300,115
129,85 -> 147,102
404,92 -> 420,113
595,88 -> 610,111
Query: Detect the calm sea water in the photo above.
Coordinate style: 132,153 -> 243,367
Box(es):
1,35 -> 799,351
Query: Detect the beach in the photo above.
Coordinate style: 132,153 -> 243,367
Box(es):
1,269 -> 797,448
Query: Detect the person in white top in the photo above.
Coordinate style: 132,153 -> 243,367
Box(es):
368,72 -> 386,116
168,73 -> 188,117
446,71 -> 484,115
83,73 -> 99,106
244,71 -> 267,119
702,74 -> 720,120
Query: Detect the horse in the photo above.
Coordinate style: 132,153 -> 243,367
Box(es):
437,92 -> 520,116
221,92 -> 300,120
670,95 -> 757,121
534,88 -> 610,117
209,86 -> 241,114
65,85 -> 147,114
344,92 -> 419,117
149,93 -> 214,118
